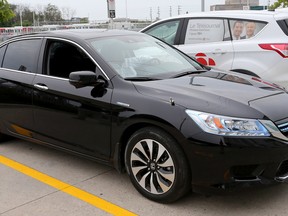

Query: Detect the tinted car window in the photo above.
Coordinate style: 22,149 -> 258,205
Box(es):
184,19 -> 230,44
0,45 -> 7,67
45,40 -> 96,78
144,20 -> 180,45
2,39 -> 42,72
277,19 -> 288,36
228,19 -> 267,40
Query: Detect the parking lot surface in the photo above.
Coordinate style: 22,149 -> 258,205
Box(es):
1,139 -> 288,216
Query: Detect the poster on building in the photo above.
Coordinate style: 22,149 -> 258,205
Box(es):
107,0 -> 116,18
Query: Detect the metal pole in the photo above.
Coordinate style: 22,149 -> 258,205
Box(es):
126,0 -> 128,21
201,0 -> 205,12
33,11 -> 35,26
20,10 -> 23,27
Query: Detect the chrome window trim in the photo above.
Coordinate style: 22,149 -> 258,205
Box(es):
35,73 -> 69,81
0,36 -> 44,47
0,67 -> 36,75
43,36 -> 110,81
0,36 -> 110,81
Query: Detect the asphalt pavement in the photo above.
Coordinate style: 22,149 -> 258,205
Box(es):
1,139 -> 288,216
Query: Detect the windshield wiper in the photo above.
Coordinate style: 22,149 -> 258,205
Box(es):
170,70 -> 208,78
124,76 -> 161,81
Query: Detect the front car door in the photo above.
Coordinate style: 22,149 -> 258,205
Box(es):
32,38 -> 112,160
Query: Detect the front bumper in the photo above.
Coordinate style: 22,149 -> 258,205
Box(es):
183,136 -> 288,194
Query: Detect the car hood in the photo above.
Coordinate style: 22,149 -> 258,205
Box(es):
133,71 -> 287,121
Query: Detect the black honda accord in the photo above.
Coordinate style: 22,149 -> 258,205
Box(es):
0,29 -> 288,203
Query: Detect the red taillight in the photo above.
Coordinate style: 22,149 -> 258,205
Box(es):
259,43 -> 288,58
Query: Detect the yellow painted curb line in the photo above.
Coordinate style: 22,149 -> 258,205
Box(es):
0,155 -> 137,216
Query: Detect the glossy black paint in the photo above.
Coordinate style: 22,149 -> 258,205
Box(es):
1,30 -> 288,194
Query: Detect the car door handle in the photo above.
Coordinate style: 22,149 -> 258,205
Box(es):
212,49 -> 227,55
34,84 -> 49,91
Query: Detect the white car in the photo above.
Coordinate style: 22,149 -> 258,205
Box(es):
141,10 -> 288,88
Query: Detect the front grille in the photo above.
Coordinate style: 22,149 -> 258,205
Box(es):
278,122 -> 288,137
276,160 -> 288,177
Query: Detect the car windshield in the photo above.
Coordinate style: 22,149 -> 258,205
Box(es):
89,34 -> 202,79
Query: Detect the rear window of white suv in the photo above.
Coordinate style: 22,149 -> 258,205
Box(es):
277,19 -> 288,36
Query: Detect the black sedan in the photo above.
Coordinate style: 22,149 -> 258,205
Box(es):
0,29 -> 288,203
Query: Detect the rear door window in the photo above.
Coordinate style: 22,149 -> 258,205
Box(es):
184,18 -> 230,44
228,19 -> 267,40
144,19 -> 181,45
2,39 -> 42,72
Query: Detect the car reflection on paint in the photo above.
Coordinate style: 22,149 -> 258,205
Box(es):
1,29 -> 288,203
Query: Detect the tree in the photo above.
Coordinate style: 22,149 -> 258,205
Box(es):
0,0 -> 15,26
34,4 -> 45,26
270,0 -> 288,10
44,3 -> 62,22
80,17 -> 89,23
7,4 -> 34,26
61,7 -> 76,20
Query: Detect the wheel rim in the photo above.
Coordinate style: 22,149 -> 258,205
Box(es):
130,139 -> 175,194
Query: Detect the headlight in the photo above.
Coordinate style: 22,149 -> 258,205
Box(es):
186,110 -> 270,136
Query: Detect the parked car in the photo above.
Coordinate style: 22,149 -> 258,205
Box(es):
141,10 -> 288,89
1,29 -> 288,203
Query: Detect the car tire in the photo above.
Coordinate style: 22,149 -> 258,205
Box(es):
125,127 -> 191,203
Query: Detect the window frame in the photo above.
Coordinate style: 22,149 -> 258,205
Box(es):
227,18 -> 268,41
1,38 -> 43,73
0,45 -> 7,67
181,17 -> 230,45
41,37 -> 110,81
277,19 -> 288,36
143,18 -> 185,45
43,39 -> 97,79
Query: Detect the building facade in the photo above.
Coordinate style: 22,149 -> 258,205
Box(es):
211,0 -> 260,11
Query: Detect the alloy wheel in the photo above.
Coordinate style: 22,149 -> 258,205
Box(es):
130,138 -> 175,194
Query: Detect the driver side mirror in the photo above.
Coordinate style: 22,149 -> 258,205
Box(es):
69,71 -> 107,88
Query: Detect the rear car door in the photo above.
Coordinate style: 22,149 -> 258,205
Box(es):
176,18 -> 234,70
228,19 -> 270,75
0,38 -> 42,138
32,38 -> 112,160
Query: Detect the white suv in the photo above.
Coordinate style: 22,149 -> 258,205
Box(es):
141,10 -> 288,88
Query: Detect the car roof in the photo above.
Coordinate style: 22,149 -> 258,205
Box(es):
149,10 -> 288,23
5,29 -> 143,42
